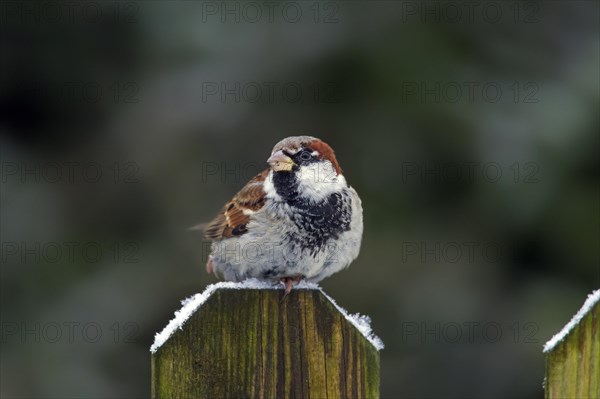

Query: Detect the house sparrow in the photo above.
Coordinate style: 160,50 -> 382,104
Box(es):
204,136 -> 363,296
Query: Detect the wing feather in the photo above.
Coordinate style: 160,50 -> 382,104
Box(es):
204,169 -> 268,240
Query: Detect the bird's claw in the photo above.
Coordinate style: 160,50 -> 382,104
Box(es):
279,275 -> 303,302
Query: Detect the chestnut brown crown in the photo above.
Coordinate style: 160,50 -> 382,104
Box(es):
270,136 -> 342,175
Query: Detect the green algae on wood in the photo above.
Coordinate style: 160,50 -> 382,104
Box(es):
544,290 -> 600,399
151,286 -> 381,399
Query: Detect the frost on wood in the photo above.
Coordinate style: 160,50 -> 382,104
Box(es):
150,279 -> 384,353
544,289 -> 599,399
318,289 -> 385,350
543,289 -> 600,353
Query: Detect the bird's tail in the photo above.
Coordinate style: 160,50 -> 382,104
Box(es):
188,222 -> 208,231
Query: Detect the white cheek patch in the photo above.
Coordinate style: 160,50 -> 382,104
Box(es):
297,161 -> 337,183
296,161 -> 347,201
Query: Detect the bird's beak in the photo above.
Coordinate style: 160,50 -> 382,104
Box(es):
267,150 -> 296,172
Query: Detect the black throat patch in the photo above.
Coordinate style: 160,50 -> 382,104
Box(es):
272,171 -> 352,253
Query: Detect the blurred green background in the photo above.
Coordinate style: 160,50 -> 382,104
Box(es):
1,1 -> 598,398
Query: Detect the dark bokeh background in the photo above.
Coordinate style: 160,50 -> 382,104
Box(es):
1,1 -> 598,398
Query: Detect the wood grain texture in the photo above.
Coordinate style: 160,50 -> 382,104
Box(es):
545,300 -> 599,399
151,289 -> 380,399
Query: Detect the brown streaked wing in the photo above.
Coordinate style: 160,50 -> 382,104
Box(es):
204,169 -> 268,240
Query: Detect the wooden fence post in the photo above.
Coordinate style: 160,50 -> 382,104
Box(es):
544,289 -> 599,399
151,283 -> 382,399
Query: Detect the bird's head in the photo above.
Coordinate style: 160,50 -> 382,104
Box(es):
266,136 -> 347,202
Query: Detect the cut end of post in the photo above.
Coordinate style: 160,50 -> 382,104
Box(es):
150,279 -> 384,354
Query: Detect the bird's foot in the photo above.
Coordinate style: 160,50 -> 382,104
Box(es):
280,275 -> 304,301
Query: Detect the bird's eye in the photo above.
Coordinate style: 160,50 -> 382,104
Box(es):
299,151 -> 312,161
